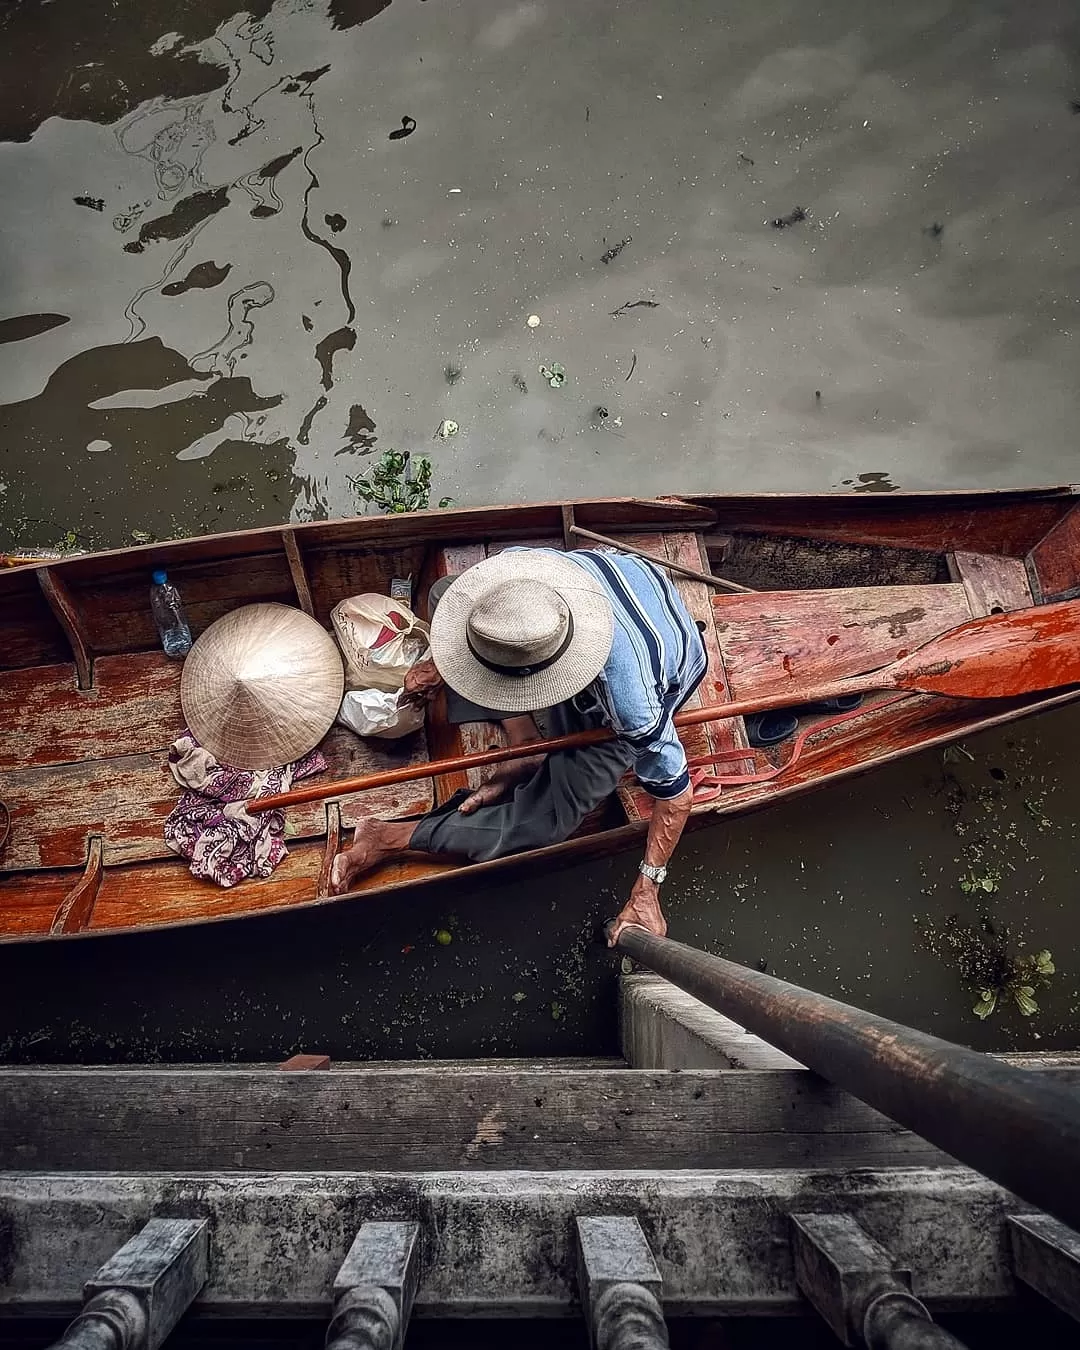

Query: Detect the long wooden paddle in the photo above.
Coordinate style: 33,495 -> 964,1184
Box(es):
247,599 -> 1080,814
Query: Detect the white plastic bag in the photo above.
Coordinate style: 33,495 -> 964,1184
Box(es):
337,688 -> 426,740
331,593 -> 430,693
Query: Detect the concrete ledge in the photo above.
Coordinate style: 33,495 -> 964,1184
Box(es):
620,973 -> 804,1069
0,1169 -> 1034,1319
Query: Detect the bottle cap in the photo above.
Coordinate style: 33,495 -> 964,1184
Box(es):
152,569 -> 168,585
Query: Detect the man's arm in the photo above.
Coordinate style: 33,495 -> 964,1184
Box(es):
608,784 -> 692,944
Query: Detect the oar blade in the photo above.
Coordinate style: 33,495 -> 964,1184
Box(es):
894,599 -> 1080,700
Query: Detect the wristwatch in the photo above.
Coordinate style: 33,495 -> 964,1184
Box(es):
638,860 -> 668,884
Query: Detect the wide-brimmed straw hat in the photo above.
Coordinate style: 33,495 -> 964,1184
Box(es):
181,603 -> 344,769
429,552 -> 614,713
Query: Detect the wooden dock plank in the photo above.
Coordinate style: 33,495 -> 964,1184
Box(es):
0,1065 -> 993,1173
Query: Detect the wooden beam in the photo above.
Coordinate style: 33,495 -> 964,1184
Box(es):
0,1065 -> 972,1173
37,567 -> 92,690
317,801 -> 342,899
0,1169 -> 1037,1318
6,1065 -> 1080,1175
49,835 -> 104,935
282,530 -> 315,616
561,504 -> 576,552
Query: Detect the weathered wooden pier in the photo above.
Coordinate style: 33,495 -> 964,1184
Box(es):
2,932 -> 1079,1348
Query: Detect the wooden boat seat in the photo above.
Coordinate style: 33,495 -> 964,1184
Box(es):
713,582 -> 979,702
0,651 -> 435,875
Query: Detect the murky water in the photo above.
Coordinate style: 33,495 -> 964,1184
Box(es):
1,0 -> 1079,1058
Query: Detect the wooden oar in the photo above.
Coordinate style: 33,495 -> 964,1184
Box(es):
247,599 -> 1080,813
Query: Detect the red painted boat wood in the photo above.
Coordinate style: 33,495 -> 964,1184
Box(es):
0,488 -> 1077,943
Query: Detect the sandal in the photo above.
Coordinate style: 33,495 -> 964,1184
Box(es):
744,710 -> 799,747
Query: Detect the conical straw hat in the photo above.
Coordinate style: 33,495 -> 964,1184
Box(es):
180,603 -> 344,769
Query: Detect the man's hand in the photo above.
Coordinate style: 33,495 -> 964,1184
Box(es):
459,756 -> 545,814
402,658 -> 443,707
608,874 -> 668,946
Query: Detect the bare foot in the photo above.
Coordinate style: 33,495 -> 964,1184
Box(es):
329,818 -> 413,895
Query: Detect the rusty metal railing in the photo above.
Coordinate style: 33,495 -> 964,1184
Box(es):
612,928 -> 1080,1232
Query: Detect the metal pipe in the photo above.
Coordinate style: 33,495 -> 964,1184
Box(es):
613,929 -> 1080,1232
862,1291 -> 968,1350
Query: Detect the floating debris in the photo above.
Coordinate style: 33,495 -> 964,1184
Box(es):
624,352 -> 638,382
512,991 -> 526,1003
737,152 -> 755,167
770,206 -> 807,230
600,235 -> 632,264
922,914 -> 1056,1022
435,419 -> 459,440
349,449 -> 453,514
434,928 -> 452,946
389,115 -> 417,141
610,299 -> 659,317
526,314 -> 542,329
539,361 -> 566,388
924,221 -> 944,238
130,529 -> 154,544
74,195 -> 104,212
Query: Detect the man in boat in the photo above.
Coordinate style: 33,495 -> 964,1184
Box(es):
329,548 -> 706,941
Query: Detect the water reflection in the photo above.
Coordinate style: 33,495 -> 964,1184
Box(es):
1,0 -> 1078,550
0,0 -> 393,548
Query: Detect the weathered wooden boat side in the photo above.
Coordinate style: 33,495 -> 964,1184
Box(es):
2,486 -> 1079,944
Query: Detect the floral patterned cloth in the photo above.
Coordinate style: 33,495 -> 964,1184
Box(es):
164,733 -> 326,888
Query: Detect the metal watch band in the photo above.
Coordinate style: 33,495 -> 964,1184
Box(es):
638,860 -> 667,884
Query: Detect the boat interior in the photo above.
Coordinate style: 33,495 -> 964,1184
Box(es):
2,488 -> 1080,942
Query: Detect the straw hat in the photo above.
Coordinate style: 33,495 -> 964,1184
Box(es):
430,552 -> 614,714
180,603 -> 344,769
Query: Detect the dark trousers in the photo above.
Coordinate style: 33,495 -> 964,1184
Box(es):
409,698 -> 633,862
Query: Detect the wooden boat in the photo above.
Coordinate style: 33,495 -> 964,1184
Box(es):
3,485 -> 1080,944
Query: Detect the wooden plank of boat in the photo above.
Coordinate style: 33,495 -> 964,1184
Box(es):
1,490 -> 1079,943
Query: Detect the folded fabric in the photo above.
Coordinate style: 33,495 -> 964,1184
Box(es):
164,732 -> 326,888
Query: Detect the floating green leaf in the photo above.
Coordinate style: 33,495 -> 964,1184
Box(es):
923,915 -> 1057,1024
348,449 -> 453,515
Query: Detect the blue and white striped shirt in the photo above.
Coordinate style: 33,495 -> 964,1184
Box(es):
563,549 -> 707,799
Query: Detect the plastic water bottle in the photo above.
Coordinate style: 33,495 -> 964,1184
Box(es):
150,569 -> 192,658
